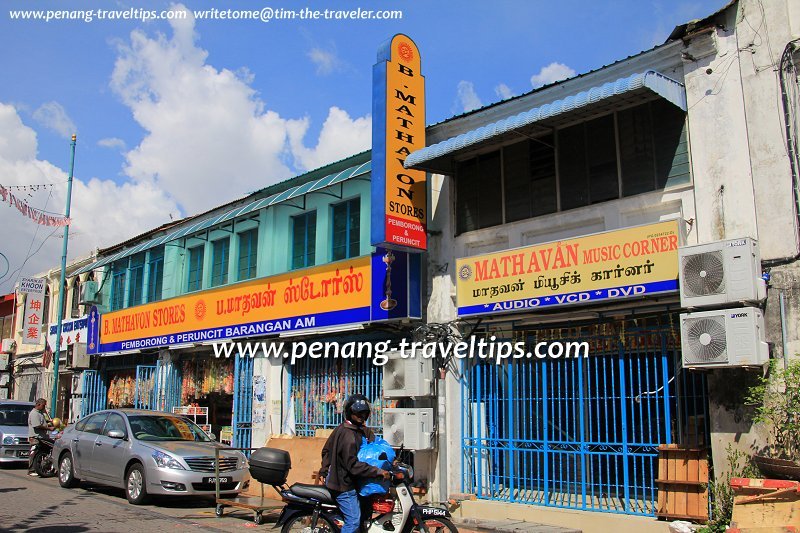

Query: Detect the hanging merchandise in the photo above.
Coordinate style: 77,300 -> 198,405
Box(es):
106,370 -> 154,408
180,358 -> 234,404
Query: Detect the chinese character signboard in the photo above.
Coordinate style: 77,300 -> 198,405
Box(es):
48,315 -> 88,351
456,221 -> 682,316
18,277 -> 46,345
371,34 -> 427,252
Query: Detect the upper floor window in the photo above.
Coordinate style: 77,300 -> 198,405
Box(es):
238,229 -> 258,281
128,253 -> 145,307
187,245 -> 204,292
147,247 -> 164,303
332,198 -> 360,261
110,262 -> 127,311
42,287 -> 50,326
70,278 -> 80,318
292,211 -> 317,269
211,238 -> 230,287
454,99 -> 689,234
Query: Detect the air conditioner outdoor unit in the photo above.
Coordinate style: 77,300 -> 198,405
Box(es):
678,238 -> 766,308
0,353 -> 8,371
382,408 -> 434,450
79,280 -> 100,305
680,307 -> 769,368
1,339 -> 16,354
383,349 -> 433,398
67,343 -> 90,369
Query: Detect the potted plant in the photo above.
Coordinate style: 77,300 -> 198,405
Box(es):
745,358 -> 800,479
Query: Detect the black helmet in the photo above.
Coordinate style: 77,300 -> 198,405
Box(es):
344,394 -> 372,422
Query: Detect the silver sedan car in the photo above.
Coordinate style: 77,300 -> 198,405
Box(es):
52,409 -> 250,504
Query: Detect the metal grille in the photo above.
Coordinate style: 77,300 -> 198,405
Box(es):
184,456 -> 238,472
290,356 -> 383,437
80,370 -> 107,418
461,317 -> 708,517
233,355 -> 253,451
134,365 -> 157,410
155,359 -> 182,412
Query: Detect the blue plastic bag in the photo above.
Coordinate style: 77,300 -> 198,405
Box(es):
357,436 -> 396,496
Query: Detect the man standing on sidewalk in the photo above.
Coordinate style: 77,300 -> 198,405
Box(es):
27,398 -> 53,477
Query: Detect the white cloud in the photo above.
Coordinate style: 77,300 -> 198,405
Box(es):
288,107 -> 371,172
98,137 -> 126,150
32,101 -> 76,139
495,83 -> 514,100
530,62 -> 577,88
0,103 -> 179,292
110,4 -> 367,214
456,81 -> 482,113
308,46 -> 341,75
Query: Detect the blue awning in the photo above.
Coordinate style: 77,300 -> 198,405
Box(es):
405,70 -> 686,173
73,160 -> 372,276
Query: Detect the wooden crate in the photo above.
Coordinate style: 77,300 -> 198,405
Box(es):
656,444 -> 709,522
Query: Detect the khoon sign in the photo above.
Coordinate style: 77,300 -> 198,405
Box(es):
371,34 -> 427,252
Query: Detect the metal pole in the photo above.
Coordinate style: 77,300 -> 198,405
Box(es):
50,134 -> 76,415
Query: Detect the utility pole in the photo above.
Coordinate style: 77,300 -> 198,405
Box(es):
51,134 -> 76,415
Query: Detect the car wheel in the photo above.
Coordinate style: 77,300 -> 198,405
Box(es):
125,463 -> 150,505
58,453 -> 80,488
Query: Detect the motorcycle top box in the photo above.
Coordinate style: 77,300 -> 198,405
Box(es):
249,447 -> 291,485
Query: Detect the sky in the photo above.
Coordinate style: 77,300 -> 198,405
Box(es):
0,0 -> 726,293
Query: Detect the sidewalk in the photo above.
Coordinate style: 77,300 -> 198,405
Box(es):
454,517 -> 582,533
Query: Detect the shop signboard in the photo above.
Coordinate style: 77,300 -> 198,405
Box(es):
18,277 -> 46,345
96,248 -> 421,353
371,33 -> 427,252
456,220 -> 682,317
48,315 -> 88,351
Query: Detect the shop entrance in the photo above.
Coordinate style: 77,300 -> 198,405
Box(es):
179,357 -> 236,444
461,315 -> 709,517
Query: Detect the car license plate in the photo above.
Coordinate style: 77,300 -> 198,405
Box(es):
203,477 -> 230,484
17,450 -> 29,458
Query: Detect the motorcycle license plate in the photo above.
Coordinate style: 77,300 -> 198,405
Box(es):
17,451 -> 29,458
203,477 -> 230,484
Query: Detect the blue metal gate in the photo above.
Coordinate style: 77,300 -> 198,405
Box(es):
461,319 -> 708,516
291,356 -> 383,436
134,365 -> 157,410
155,359 -> 182,412
80,370 -> 107,418
232,356 -> 254,450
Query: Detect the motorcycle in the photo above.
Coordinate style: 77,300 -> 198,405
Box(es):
30,431 -> 60,478
275,461 -> 457,533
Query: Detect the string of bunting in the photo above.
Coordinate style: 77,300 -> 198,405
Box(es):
0,184 -> 71,227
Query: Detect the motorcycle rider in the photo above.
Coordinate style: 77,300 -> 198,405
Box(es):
319,394 -> 390,533
27,398 -> 54,477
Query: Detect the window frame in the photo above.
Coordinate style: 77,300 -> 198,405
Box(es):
331,197 -> 361,261
237,228 -> 259,281
146,247 -> 164,303
291,210 -> 317,270
187,245 -> 205,292
210,237 -> 230,287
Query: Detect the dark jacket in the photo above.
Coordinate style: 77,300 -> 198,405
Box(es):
319,421 -> 382,492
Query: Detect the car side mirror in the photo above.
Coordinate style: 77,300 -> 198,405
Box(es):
107,429 -> 126,440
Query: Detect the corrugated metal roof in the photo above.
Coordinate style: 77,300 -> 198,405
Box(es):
73,160 -> 372,276
405,70 -> 686,173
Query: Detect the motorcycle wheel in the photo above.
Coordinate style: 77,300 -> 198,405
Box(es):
33,452 -> 56,478
404,517 -> 458,533
280,513 -> 339,533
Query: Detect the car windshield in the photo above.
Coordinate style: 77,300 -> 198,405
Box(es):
0,405 -> 31,427
127,415 -> 212,442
